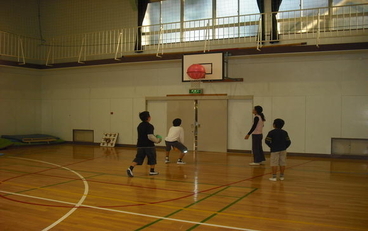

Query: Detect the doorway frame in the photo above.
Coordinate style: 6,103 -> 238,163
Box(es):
146,95 -> 253,152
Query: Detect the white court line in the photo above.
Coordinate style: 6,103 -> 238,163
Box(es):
9,157 -> 89,231
0,189 -> 260,231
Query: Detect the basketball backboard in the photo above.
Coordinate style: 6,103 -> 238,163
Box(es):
182,52 -> 224,82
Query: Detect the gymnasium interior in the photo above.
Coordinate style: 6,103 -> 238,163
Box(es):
0,0 -> 367,230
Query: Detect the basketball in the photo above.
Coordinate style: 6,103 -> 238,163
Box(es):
155,134 -> 162,143
187,64 -> 206,79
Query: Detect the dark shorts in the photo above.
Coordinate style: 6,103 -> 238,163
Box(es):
133,147 -> 157,165
165,141 -> 188,153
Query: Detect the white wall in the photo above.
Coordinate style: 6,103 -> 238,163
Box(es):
0,66 -> 42,134
229,51 -> 368,154
40,0 -> 136,37
1,0 -> 367,154
0,0 -> 39,37
1,51 -> 367,154
39,61 -> 186,144
32,50 -> 368,154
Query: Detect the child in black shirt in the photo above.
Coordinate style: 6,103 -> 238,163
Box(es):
265,118 -> 291,181
127,111 -> 161,177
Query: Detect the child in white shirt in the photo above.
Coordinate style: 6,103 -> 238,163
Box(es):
165,118 -> 188,164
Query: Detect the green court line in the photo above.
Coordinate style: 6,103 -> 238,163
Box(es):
0,166 -> 255,201
0,162 -> 107,176
187,188 -> 258,231
2,173 -> 104,197
0,165 -> 255,193
2,161 -> 257,188
0,168 -> 29,175
135,186 -> 232,231
136,186 -> 259,231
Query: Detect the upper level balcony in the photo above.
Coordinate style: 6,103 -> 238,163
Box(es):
0,3 -> 367,69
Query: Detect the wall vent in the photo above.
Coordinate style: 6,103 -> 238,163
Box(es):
73,129 -> 94,143
331,138 -> 368,156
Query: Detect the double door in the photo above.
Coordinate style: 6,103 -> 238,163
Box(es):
167,99 -> 227,152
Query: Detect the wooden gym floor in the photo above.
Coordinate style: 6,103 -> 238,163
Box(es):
0,144 -> 367,231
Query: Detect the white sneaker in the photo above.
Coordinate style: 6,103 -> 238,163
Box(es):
279,177 -> 285,181
165,159 -> 170,164
269,177 -> 277,181
149,171 -> 159,175
177,161 -> 186,165
260,161 -> 266,165
249,162 -> 260,166
127,168 -> 134,177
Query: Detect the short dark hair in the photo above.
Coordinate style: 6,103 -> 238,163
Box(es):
173,118 -> 182,126
273,118 -> 285,129
139,111 -> 150,122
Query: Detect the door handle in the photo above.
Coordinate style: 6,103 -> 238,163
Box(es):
191,123 -> 201,128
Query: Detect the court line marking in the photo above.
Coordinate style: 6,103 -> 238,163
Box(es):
138,186 -> 259,231
137,186 -> 233,230
9,157 -> 89,231
188,188 -> 259,230
0,189 -> 259,231
1,159 -> 366,230
1,189 -> 365,231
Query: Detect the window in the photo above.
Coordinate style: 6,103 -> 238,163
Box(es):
162,0 -> 181,24
279,0 -> 328,12
142,0 -> 260,45
331,0 -> 368,31
217,0 -> 238,18
142,0 -> 367,46
278,1 -> 329,33
279,0 -> 328,19
278,0 -> 368,34
184,0 -> 212,21
142,2 -> 161,45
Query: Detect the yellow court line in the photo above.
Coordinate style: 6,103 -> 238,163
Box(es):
1,181 -> 364,231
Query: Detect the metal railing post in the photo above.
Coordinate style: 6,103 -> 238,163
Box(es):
78,35 -> 86,64
114,32 -> 123,60
256,15 -> 263,51
203,20 -> 211,53
45,39 -> 54,66
156,26 -> 164,57
17,38 -> 26,65
316,10 -> 320,47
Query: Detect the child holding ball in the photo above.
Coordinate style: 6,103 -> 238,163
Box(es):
127,111 -> 161,177
165,118 -> 188,164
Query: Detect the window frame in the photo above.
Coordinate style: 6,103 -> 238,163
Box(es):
142,0 -> 260,46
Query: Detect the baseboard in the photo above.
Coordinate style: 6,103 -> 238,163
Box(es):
227,149 -> 368,160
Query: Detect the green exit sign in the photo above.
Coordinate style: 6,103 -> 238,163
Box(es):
189,89 -> 203,94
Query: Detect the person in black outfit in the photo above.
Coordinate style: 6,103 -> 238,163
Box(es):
127,111 -> 161,177
265,118 -> 291,181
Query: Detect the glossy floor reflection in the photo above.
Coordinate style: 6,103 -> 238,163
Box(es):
0,144 -> 367,231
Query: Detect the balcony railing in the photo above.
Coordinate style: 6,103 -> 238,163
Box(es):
0,4 -> 367,66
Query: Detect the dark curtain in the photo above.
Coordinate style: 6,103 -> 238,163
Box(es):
256,0 -> 265,42
135,0 -> 150,52
270,0 -> 282,43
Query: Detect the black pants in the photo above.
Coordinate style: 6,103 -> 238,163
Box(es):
252,134 -> 265,163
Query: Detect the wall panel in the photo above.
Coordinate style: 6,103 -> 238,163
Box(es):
342,96 -> 368,138
271,96 -> 306,153
90,99 -> 110,142
110,98 -> 134,144
306,96 -> 342,154
228,99 -> 253,150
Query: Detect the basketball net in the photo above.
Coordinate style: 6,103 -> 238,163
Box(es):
190,79 -> 202,89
